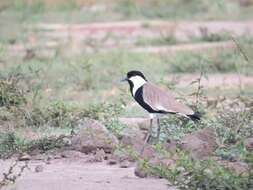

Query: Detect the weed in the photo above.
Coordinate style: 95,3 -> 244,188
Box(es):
0,131 -> 69,159
142,150 -> 253,190
160,117 -> 203,141
0,77 -> 26,108
0,160 -> 28,188
214,105 -> 253,146
0,132 -> 24,158
27,135 -> 69,152
11,0 -> 45,22
135,36 -> 178,46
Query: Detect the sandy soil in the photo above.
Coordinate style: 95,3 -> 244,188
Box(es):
0,158 -> 176,190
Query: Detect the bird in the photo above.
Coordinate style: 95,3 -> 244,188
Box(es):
121,70 -> 200,152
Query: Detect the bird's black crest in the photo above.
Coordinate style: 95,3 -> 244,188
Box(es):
127,70 -> 147,81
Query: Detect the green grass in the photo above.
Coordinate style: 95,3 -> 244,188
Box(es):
0,44 -> 252,107
0,0 -> 253,24
0,129 -> 71,159
142,150 -> 253,190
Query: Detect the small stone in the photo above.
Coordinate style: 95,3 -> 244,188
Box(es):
181,128 -> 217,160
94,149 -> 106,162
19,153 -> 31,161
61,150 -> 87,159
119,160 -> 131,168
45,157 -> 51,165
45,160 -> 51,164
134,167 -> 148,178
71,119 -> 119,154
107,159 -> 117,165
32,154 -> 46,160
176,166 -> 185,173
53,155 -> 62,159
35,165 -> 44,173
163,138 -> 177,152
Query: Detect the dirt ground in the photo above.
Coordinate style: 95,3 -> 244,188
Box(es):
0,158 -> 176,190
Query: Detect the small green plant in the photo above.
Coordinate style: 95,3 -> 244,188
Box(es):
0,78 -> 26,108
0,132 -> 24,158
13,0 -> 44,13
143,150 -> 253,190
0,131 -> 69,159
135,36 -> 178,46
27,135 -> 69,152
215,106 -> 253,146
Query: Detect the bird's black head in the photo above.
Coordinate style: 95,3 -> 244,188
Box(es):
122,70 -> 147,96
125,70 -> 147,81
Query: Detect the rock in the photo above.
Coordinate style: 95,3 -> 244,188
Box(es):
119,160 -> 131,168
239,0 -> 253,7
94,149 -> 106,162
35,165 -> 44,173
32,154 -> 46,161
141,145 -> 157,160
45,157 -> 51,165
181,128 -> 217,160
134,166 -> 148,178
119,124 -> 156,160
163,138 -> 177,152
19,153 -> 31,161
71,119 -> 119,154
244,137 -> 253,151
110,149 -> 135,163
53,154 -> 62,159
29,148 -> 43,156
119,123 -> 146,141
107,159 -> 117,165
60,150 -> 87,159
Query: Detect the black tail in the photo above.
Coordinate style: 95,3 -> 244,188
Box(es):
187,112 -> 201,121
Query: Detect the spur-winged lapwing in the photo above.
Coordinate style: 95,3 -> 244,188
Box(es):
121,70 -> 200,151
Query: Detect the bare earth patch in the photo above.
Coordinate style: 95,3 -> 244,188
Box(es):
0,159 -> 176,190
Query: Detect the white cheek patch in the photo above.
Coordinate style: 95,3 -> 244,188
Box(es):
130,76 -> 147,96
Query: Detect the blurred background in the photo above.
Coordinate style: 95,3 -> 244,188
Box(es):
1,0 -> 253,107
0,0 -> 253,126
0,1 -> 253,188
0,0 -> 253,144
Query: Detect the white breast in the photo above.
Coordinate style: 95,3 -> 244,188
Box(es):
129,76 -> 147,96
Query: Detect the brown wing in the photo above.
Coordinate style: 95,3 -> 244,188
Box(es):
142,83 -> 194,115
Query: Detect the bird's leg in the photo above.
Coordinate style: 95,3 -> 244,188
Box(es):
141,118 -> 153,154
156,117 -> 161,142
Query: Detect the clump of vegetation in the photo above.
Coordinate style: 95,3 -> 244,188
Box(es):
0,78 -> 26,108
135,36 -> 178,46
215,106 -> 253,145
0,131 -> 69,159
144,151 -> 253,190
115,0 -> 249,20
0,132 -> 23,158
